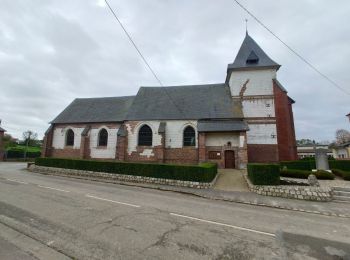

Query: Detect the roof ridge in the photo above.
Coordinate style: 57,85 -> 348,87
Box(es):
75,95 -> 135,100
140,83 -> 225,89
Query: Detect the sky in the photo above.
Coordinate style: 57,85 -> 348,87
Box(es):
1,0 -> 349,142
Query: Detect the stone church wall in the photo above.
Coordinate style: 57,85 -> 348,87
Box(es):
229,69 -> 276,96
49,123 -> 120,159
228,68 -> 280,162
89,125 -> 118,159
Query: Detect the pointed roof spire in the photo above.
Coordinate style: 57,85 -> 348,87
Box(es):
228,34 -> 280,71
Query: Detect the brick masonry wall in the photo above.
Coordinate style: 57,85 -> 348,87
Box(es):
273,82 -> 298,161
164,148 -> 198,165
247,144 -> 279,163
51,147 -> 81,159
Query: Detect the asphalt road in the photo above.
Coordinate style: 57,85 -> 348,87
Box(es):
0,162 -> 349,260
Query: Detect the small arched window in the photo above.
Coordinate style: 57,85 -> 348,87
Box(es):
98,128 -> 108,146
66,129 -> 74,146
138,125 -> 152,146
183,126 -> 196,146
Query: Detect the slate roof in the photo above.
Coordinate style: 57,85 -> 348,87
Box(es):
0,127 -> 6,132
51,96 -> 135,124
228,33 -> 280,71
126,84 -> 243,120
198,120 -> 248,132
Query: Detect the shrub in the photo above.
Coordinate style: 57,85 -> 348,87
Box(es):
329,160 -> 350,171
247,163 -> 280,185
280,169 -> 335,180
332,169 -> 350,181
315,170 -> 335,180
35,158 -> 217,183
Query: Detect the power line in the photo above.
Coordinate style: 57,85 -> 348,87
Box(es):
104,0 -> 186,116
232,0 -> 350,96
104,0 -> 163,86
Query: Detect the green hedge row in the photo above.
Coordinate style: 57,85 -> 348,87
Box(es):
332,169 -> 350,181
247,163 -> 280,185
329,161 -> 350,171
280,160 -> 316,171
280,169 -> 335,180
6,150 -> 41,159
35,158 -> 217,183
280,160 -> 350,172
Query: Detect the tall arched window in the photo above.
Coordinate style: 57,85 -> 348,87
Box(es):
98,128 -> 108,146
138,125 -> 152,146
66,129 -> 74,146
183,126 -> 196,146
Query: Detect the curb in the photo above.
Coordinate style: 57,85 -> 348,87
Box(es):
27,169 -> 350,219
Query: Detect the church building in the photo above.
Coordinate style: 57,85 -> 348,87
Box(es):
42,33 -> 297,169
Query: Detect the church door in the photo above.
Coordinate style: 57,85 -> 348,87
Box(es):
225,150 -> 235,169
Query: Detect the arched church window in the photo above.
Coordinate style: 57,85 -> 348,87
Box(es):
183,126 -> 196,146
66,129 -> 74,146
138,125 -> 152,146
98,128 -> 108,146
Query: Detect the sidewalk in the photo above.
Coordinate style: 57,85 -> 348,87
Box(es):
29,169 -> 350,219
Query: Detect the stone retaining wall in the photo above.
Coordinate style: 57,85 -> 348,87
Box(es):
243,173 -> 332,201
29,165 -> 214,189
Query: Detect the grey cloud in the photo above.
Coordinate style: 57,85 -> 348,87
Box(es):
0,0 -> 349,142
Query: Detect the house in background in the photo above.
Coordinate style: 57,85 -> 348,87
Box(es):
331,113 -> 350,159
331,142 -> 350,159
42,33 -> 297,169
297,144 -> 333,159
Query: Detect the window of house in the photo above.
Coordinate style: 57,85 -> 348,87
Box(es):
98,128 -> 108,146
183,126 -> 196,146
66,129 -> 74,146
209,151 -> 221,160
138,125 -> 152,146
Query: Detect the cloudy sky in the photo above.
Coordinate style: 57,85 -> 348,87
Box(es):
1,0 -> 349,142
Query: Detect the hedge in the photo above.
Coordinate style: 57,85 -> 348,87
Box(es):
35,158 -> 217,183
6,150 -> 41,159
247,163 -> 280,185
280,160 -> 315,171
280,169 -> 335,180
329,160 -> 350,171
281,160 -> 350,172
332,169 -> 350,181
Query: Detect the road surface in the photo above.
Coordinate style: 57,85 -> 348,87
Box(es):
0,162 -> 349,259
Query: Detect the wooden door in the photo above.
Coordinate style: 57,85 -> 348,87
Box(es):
225,150 -> 235,168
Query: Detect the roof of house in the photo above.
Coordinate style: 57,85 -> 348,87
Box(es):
197,120 -> 248,132
347,113 -> 350,116
0,127 -> 6,132
125,83 -> 243,120
227,33 -> 280,71
51,96 -> 135,124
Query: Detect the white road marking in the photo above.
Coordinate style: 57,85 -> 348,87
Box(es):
6,179 -> 28,184
38,185 -> 70,193
85,194 -> 140,208
170,213 -> 275,237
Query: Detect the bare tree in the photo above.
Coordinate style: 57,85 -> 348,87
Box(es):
22,130 -> 38,160
23,130 -> 38,146
335,129 -> 350,144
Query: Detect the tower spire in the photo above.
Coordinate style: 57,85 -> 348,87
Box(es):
245,18 -> 248,35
